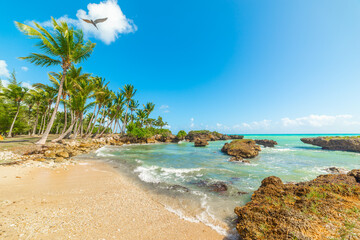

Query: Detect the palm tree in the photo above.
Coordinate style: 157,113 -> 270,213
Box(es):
121,84 -> 137,133
1,72 -> 29,137
15,17 -> 96,144
129,99 -> 139,123
136,109 -> 147,128
85,77 -> 109,138
143,102 -> 155,118
28,88 -> 44,136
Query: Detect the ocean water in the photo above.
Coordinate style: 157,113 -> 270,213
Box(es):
80,134 -> 360,237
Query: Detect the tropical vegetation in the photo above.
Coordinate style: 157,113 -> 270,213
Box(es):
0,18 -> 169,142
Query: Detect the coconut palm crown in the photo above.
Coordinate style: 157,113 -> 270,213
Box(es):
15,17 -> 96,144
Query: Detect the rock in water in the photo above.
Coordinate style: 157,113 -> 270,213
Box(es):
194,138 -> 209,147
221,139 -> 261,159
254,139 -> 278,148
234,170 -> 360,240
301,136 -> 360,152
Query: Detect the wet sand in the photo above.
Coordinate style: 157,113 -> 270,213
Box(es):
0,161 -> 223,239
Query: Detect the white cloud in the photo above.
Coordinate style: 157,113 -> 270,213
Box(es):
160,105 -> 170,113
190,118 -> 195,128
240,120 -> 271,130
281,114 -> 353,128
0,60 -> 10,79
21,82 -> 34,89
1,80 -> 10,88
21,66 -> 29,72
35,0 -> 136,45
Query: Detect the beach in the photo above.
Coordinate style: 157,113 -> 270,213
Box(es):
0,160 -> 223,240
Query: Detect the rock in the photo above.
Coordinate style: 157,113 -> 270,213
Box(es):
301,136 -> 360,152
228,135 -> 244,140
254,139 -> 278,148
34,158 -> 46,162
194,138 -> 209,147
168,185 -> 190,193
208,182 -> 228,192
54,157 -> 65,163
185,130 -> 242,142
146,136 -> 156,143
324,167 -> 347,174
234,170 -> 360,240
56,151 -> 69,158
191,180 -> 228,193
347,169 -> 360,183
44,151 -> 56,158
229,156 -> 250,163
221,139 -> 261,159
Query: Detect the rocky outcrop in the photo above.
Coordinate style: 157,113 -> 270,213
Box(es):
254,139 -> 278,148
234,170 -> 360,240
221,139 -> 261,160
301,136 -> 360,152
194,138 -> 209,147
185,130 -> 244,142
324,167 -> 348,174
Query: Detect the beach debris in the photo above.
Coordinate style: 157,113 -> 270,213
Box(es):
82,18 -> 108,29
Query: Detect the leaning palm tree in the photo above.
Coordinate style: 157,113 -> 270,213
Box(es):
1,72 -> 29,137
121,84 -> 137,133
15,17 -> 96,144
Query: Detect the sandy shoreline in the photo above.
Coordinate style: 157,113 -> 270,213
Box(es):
0,160 -> 224,240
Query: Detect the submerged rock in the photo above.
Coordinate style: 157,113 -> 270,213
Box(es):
301,136 -> 360,152
324,167 -> 348,174
168,185 -> 190,193
254,139 -> 278,148
194,138 -> 209,147
221,139 -> 261,159
191,180 -> 229,193
234,170 -> 360,240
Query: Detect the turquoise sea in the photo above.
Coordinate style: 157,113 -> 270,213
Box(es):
82,134 -> 360,237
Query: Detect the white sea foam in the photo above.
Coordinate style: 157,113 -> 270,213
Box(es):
133,165 -> 204,183
134,166 -> 161,183
164,206 -> 200,223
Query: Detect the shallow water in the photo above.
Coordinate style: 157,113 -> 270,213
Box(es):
82,134 -> 360,237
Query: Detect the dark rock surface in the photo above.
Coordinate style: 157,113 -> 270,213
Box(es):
254,139 -> 278,148
301,136 -> 360,152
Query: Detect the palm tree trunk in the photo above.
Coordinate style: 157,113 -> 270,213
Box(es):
61,99 -> 67,134
32,107 -> 40,136
85,104 -> 102,138
121,101 -> 130,134
99,117 -> 115,137
36,66 -> 68,145
52,117 -> 78,143
41,106 -> 50,135
85,105 -> 97,134
7,104 -> 20,137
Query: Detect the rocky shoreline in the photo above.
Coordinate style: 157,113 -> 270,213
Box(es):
234,169 -> 360,239
301,136 -> 360,153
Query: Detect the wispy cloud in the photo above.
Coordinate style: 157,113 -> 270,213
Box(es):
281,114 -> 353,127
21,66 -> 29,72
28,0 -> 136,45
0,60 -> 10,79
190,118 -> 195,128
160,105 -> 170,113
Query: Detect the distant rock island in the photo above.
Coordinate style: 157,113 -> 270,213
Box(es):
301,136 -> 360,153
186,130 -> 244,142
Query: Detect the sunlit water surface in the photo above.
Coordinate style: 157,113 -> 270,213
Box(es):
77,134 -> 360,238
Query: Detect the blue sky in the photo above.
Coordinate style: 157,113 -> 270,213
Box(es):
1,0 -> 360,134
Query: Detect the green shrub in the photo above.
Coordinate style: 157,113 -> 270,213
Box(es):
126,123 -> 172,139
176,130 -> 187,139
